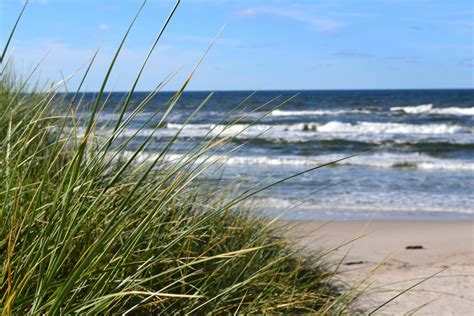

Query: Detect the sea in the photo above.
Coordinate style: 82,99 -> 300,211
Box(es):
75,89 -> 474,221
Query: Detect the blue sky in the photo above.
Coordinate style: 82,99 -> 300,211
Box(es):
1,0 -> 473,90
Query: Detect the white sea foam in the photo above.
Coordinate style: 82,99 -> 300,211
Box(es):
70,120 -> 473,145
79,111 -> 148,121
390,104 -> 474,116
430,107 -> 474,116
271,109 -> 371,116
255,197 -> 474,215
390,104 -> 433,114
224,153 -> 474,171
312,121 -> 468,134
166,121 -> 471,138
122,151 -> 474,171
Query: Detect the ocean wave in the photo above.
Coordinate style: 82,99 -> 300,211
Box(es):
167,121 -> 471,136
390,104 -> 474,116
224,153 -> 474,171
310,121 -> 468,134
254,197 -> 474,216
390,104 -> 433,114
430,107 -> 474,116
78,111 -> 148,121
121,151 -> 474,171
72,120 -> 473,145
271,109 -> 371,116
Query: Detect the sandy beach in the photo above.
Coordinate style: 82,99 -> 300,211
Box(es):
279,220 -> 474,315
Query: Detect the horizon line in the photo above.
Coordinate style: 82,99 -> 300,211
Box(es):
60,87 -> 474,94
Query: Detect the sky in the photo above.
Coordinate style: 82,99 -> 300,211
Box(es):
1,0 -> 473,91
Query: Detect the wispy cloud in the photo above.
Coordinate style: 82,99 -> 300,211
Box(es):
409,25 -> 423,31
334,49 -> 373,59
21,0 -> 48,5
386,55 -> 420,64
334,51 -> 421,64
447,20 -> 474,29
235,7 -> 344,36
98,24 -> 110,31
460,57 -> 473,68
169,34 -> 240,46
235,8 -> 257,17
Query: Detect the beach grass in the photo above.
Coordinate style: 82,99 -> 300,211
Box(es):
0,1 -> 365,314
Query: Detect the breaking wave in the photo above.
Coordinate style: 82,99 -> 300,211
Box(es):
390,104 -> 474,116
122,151 -> 474,171
166,121 -> 470,135
74,120 -> 472,145
271,109 -> 371,116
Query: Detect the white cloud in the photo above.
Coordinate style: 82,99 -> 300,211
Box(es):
460,58 -> 473,68
169,34 -> 240,47
234,7 -> 344,36
234,9 -> 257,17
98,24 -> 110,31
9,38 -> 203,91
21,0 -> 48,5
334,49 -> 373,59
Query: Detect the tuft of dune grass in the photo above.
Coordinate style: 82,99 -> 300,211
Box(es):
0,1 -> 362,314
0,70 -> 360,315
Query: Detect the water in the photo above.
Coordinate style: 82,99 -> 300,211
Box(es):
73,89 -> 474,221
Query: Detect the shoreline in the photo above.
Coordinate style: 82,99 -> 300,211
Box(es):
278,220 -> 474,315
